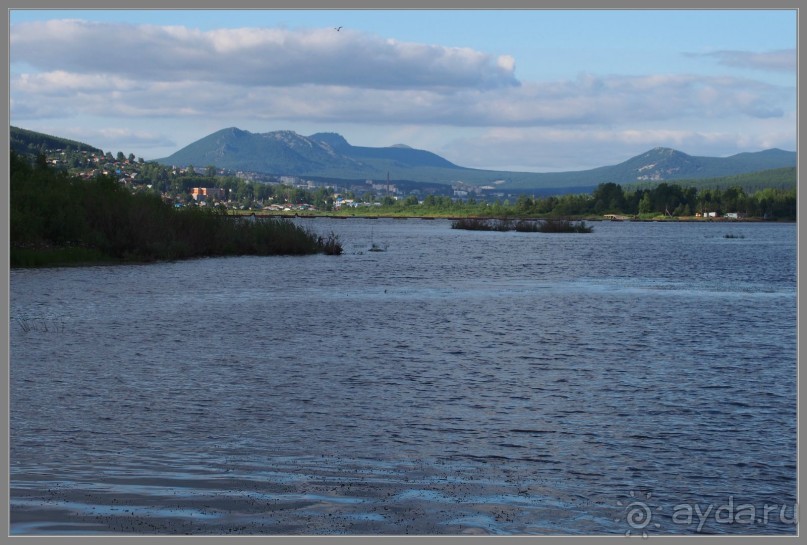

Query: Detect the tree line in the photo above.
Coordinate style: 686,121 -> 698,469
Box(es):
366,182 -> 796,220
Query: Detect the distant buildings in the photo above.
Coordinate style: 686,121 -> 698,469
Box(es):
694,211 -> 746,219
191,187 -> 226,202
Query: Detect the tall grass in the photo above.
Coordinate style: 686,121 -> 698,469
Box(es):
513,220 -> 540,232
537,219 -> 593,233
451,218 -> 494,230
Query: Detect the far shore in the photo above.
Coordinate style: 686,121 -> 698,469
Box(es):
230,210 -> 790,223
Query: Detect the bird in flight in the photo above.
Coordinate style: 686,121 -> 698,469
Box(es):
334,26 -> 343,31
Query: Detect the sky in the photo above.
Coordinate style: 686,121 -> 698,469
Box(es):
9,9 -> 797,172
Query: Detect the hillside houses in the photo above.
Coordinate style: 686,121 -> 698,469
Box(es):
191,187 -> 226,202
27,146 -> 522,211
45,149 -> 146,185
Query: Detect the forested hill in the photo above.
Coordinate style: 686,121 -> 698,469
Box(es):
626,166 -> 797,193
11,126 -> 102,156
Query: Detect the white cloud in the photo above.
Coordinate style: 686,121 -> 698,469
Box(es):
691,49 -> 796,73
9,20 -> 795,168
11,70 -> 791,128
92,128 -> 176,149
497,55 -> 515,72
11,19 -> 519,91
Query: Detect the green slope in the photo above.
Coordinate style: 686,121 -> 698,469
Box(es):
626,167 -> 797,193
11,126 -> 103,156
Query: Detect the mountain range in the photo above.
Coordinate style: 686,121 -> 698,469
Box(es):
157,127 -> 796,191
10,125 -> 795,193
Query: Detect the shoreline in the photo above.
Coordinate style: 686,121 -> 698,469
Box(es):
237,212 -> 793,223
11,216 -> 792,269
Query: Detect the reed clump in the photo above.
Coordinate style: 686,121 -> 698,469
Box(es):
452,217 -> 593,234
15,316 -> 65,334
513,220 -> 540,232
450,218 -> 494,230
537,218 -> 594,233
319,232 -> 344,255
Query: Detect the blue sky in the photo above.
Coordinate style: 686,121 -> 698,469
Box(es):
10,9 -> 797,171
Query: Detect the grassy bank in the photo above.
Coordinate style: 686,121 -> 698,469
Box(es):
10,153 -> 341,267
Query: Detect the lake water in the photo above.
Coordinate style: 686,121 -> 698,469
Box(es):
10,219 -> 797,536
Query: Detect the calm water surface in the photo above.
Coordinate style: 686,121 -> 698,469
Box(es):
10,219 -> 797,535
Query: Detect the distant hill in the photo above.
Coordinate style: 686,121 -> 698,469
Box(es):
584,146 -> 796,184
626,166 -> 797,193
156,128 -> 796,191
499,147 -> 798,191
11,125 -> 102,156
157,127 -> 462,181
